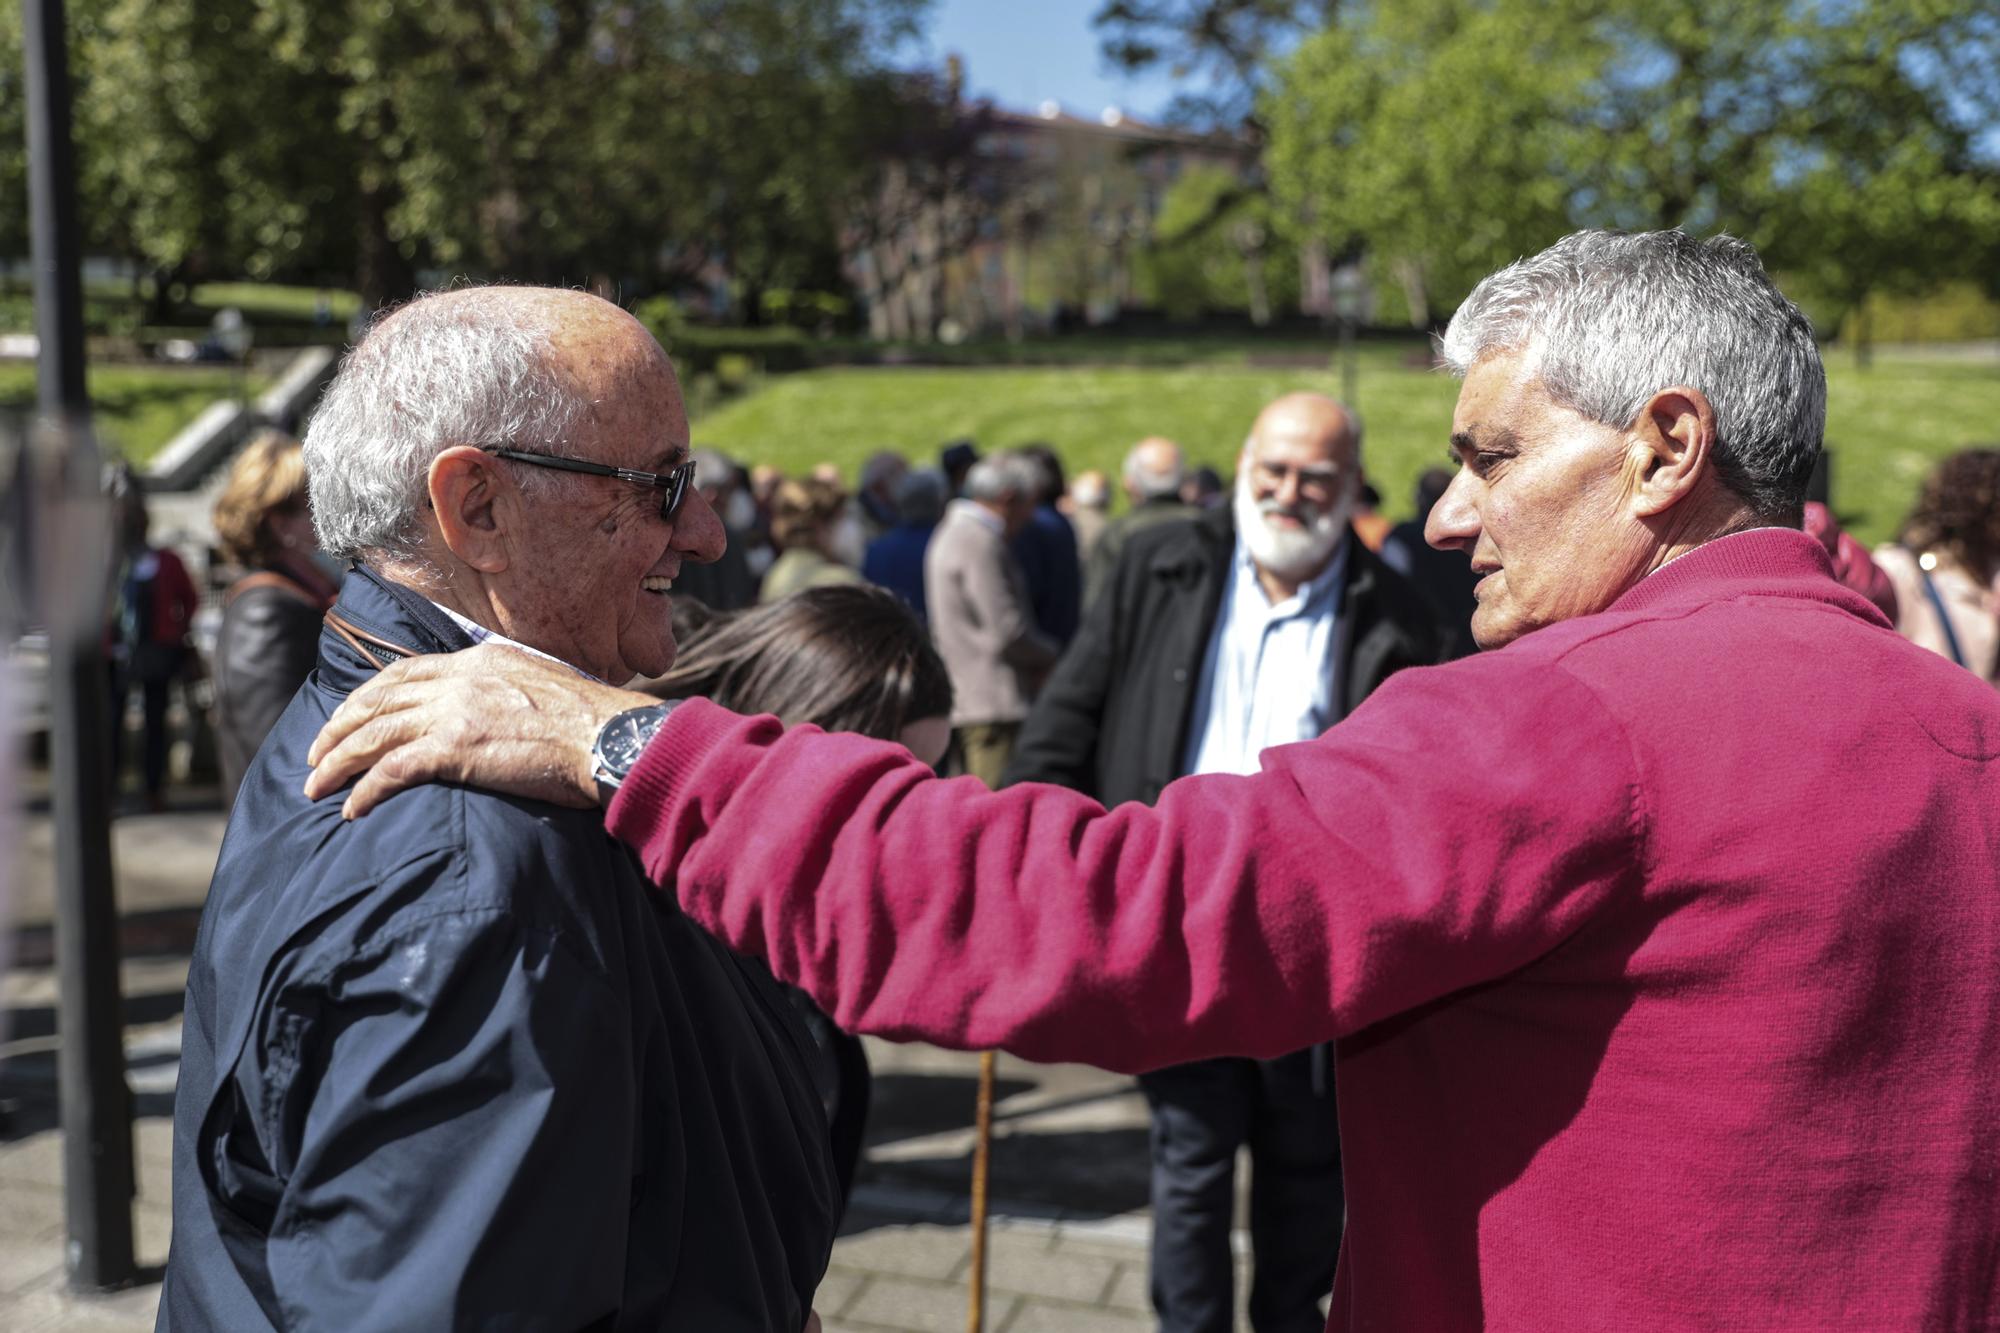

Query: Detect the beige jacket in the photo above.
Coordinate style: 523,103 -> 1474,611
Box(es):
924,501 -> 1058,725
1875,543 -> 2000,682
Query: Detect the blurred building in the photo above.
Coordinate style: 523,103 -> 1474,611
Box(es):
843,99 -> 1259,342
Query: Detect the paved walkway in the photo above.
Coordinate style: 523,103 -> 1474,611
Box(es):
2,797 -> 1272,1331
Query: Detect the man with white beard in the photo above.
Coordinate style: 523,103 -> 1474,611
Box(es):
1003,392 -> 1441,1333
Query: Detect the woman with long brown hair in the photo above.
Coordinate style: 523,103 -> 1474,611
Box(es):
211,429 -> 341,804
644,583 -> 952,1204
1875,447 -> 2000,681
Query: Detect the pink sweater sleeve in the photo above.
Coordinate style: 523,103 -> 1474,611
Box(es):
608,652 -> 1646,1072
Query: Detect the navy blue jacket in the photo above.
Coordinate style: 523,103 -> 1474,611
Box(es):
160,566 -> 837,1331
862,521 -> 934,623
1011,504 -> 1082,646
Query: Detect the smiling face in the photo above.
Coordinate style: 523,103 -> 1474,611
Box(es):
492,302 -> 725,682
1426,351 -> 1659,649
1235,393 -> 1359,584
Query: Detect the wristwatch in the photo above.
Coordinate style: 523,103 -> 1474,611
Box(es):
591,703 -> 673,807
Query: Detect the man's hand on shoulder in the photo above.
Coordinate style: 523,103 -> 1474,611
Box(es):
305,643 -> 654,818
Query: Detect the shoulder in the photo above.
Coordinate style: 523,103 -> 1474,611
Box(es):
806,561 -> 864,590
223,741 -> 633,990
1122,506 -> 1219,568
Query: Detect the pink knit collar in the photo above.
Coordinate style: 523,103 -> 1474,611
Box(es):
1608,527 -> 1873,621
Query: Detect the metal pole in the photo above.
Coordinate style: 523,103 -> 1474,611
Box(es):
23,0 -> 139,1290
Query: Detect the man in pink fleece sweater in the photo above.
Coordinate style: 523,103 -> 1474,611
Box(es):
307,232 -> 2000,1330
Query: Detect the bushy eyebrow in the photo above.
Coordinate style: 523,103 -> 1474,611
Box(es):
1449,426 -> 1520,457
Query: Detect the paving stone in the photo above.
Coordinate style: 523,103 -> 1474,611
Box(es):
131,1121 -> 175,1180
0,1287 -> 68,1333
999,1296 -> 1153,1332
132,1203 -> 172,1267
0,1135 -> 64,1188
0,1235 -> 64,1297
983,1239 -> 1120,1305
841,1272 -> 1013,1332
827,1222 -> 970,1283
1100,1262 -> 1150,1313
811,1266 -> 866,1321
0,1180 -> 67,1243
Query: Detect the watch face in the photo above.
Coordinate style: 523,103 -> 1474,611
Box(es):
605,716 -> 649,769
596,705 -> 667,787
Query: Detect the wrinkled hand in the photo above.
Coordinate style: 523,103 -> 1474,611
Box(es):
304,643 -> 655,818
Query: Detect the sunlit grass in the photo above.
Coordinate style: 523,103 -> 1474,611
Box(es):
0,364 -> 272,466
695,345 -> 2000,543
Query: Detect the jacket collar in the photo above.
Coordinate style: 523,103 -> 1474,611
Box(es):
1608,526 -> 1889,628
317,564 -> 475,694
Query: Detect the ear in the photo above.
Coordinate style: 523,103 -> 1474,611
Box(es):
1629,386 -> 1717,518
427,446 -> 513,574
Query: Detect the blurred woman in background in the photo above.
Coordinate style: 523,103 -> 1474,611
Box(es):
1876,447 -> 2000,682
759,476 -> 864,603
643,584 -> 953,1205
211,430 -> 340,805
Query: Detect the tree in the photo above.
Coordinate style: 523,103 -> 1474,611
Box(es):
71,0 -> 361,306
1139,163 -> 1297,322
1094,0 -> 1340,131
0,8 -> 27,268
837,71 -> 997,341
10,0 -> 930,312
1265,0 -> 1587,325
1263,0 -> 2000,330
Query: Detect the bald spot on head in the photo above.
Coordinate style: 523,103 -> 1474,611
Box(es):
1123,435 -> 1186,502
375,286 -> 687,467
1245,392 -> 1359,472
1130,436 -> 1183,475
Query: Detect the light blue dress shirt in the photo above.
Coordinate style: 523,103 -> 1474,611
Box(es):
1181,535 -> 1349,778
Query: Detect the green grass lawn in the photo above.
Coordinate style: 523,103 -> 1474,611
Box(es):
0,363 -> 271,466
696,346 -> 2000,545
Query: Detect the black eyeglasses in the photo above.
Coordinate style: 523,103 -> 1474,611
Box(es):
481,446 -> 696,522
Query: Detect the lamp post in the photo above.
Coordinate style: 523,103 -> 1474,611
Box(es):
22,0 -> 138,1290
1331,265 -> 1366,409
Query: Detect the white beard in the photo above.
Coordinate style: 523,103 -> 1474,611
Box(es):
1234,471 -> 1350,584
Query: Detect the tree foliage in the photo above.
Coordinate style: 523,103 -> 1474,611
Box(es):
1138,163 -> 1297,321
1093,0 -> 1338,131
1263,0 -> 2000,329
7,0 -> 930,312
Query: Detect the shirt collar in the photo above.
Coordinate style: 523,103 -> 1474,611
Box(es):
952,498 -> 1007,535
426,599 -> 604,682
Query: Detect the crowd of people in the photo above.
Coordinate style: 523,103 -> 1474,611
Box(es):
111,234 -> 2000,1332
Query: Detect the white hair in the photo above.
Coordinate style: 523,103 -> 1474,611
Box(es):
303,289 -> 590,563
963,452 -> 1042,502
1440,229 -> 1823,519
1122,443 -> 1184,501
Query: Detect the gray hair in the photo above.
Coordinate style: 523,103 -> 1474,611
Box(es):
1122,443 -> 1184,502
964,452 -> 1042,503
304,289 -> 589,563
1440,229 -> 1823,519
894,468 -> 948,525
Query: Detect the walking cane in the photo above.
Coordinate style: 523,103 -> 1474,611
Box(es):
966,1049 -> 998,1333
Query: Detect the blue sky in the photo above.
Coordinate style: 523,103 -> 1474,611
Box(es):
917,0 -> 1185,122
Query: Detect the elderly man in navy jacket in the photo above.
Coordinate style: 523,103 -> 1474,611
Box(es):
159,288 -> 838,1331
